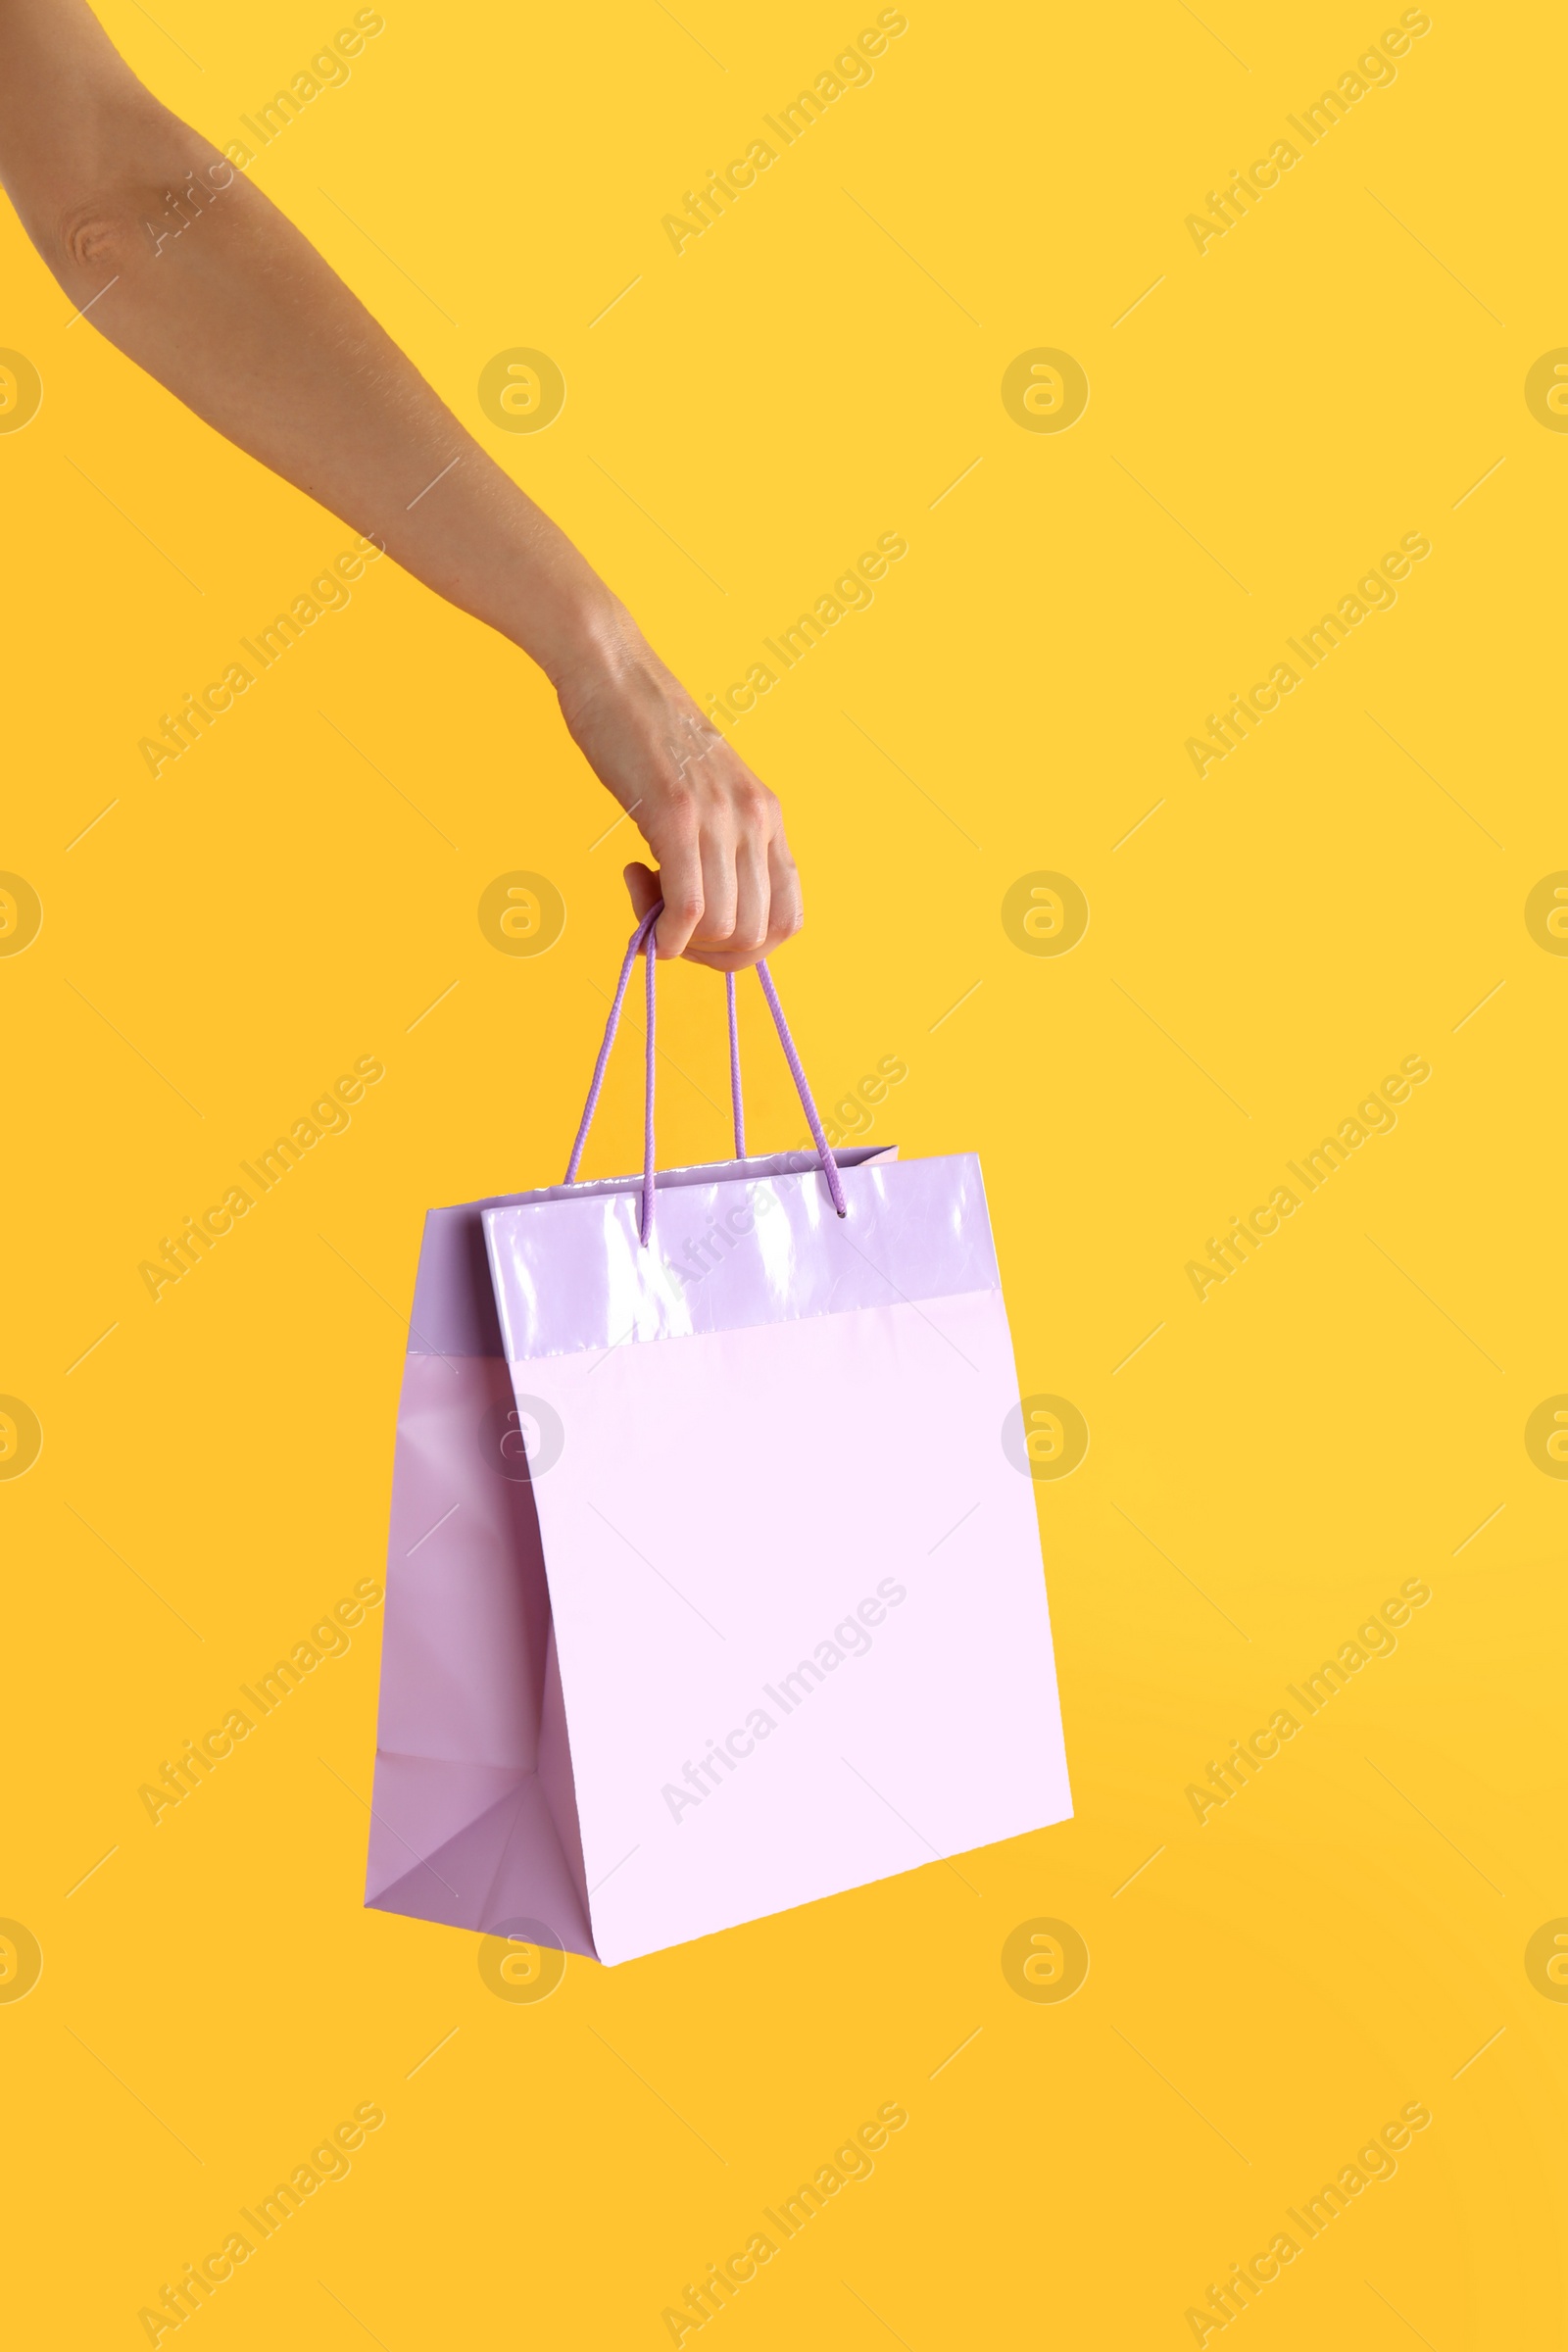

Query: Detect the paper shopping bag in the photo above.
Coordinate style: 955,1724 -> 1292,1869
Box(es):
366,915 -> 1072,1963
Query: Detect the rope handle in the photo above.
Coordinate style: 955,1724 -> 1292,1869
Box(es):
564,904 -> 846,1245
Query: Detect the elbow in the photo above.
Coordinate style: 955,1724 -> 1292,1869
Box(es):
1,62 -> 237,292
41,137 -> 238,293
56,199 -> 136,274
27,191 -> 149,309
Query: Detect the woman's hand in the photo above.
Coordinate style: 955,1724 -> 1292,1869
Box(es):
0,2 -> 808,966
556,618 -> 803,970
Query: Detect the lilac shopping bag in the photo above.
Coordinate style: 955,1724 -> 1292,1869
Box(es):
367,910 -> 1071,1965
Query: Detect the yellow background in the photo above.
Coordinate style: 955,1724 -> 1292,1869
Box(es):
4,0 -> 1565,2343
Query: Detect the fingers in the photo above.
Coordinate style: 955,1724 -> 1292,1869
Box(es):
612,735 -> 799,969
728,828 -> 769,966
647,808 -> 704,960
764,829 -> 804,953
677,815 -> 772,972
689,765 -> 776,969
696,814 -> 739,956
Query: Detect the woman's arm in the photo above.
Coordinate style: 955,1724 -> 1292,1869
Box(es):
0,0 -> 800,968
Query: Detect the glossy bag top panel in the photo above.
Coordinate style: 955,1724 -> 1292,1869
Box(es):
408,1146 -> 899,1358
479,1152 -> 999,1363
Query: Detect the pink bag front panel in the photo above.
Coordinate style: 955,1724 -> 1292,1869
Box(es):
483,1152 -> 1072,1966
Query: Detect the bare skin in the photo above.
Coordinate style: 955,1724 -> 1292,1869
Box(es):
0,0 -> 801,968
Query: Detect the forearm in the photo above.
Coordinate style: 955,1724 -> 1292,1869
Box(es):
0,0 -> 804,969
0,0 -> 622,686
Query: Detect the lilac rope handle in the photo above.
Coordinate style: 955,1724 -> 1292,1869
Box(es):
564,901 -> 658,1182
564,904 -> 846,1242
755,957 -> 847,1216
725,971 -> 746,1158
641,906 -> 657,1244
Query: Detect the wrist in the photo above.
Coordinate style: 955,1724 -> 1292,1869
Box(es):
476,499 -> 628,689
547,594 -> 661,717
533,582 -> 627,689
